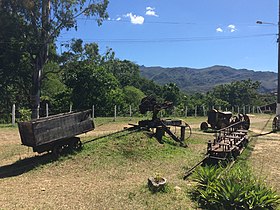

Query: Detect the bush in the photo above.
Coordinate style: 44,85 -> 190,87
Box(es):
191,165 -> 280,210
18,108 -> 31,122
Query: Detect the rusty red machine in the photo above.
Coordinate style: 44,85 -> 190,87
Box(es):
134,96 -> 191,147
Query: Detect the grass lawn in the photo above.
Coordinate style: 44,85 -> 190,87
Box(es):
0,114 -> 280,209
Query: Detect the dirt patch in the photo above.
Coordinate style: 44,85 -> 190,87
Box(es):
0,128 -> 21,145
250,139 -> 280,192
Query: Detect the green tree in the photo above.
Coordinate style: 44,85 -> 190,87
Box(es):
0,6 -> 33,116
123,86 -> 145,111
64,61 -> 124,116
210,79 -> 261,107
105,59 -> 141,88
0,0 -> 109,118
137,78 -> 163,98
162,83 -> 180,105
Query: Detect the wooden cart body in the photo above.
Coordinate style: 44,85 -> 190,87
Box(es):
18,110 -> 94,153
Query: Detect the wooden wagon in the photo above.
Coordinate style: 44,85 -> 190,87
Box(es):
18,110 -> 94,155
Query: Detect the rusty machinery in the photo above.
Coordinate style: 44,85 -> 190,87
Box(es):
184,120 -> 250,179
136,96 -> 191,147
200,109 -> 250,131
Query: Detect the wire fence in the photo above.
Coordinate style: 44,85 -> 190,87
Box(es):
1,103 -> 272,126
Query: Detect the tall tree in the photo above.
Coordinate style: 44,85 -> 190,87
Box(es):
0,0 -> 109,118
210,79 -> 261,107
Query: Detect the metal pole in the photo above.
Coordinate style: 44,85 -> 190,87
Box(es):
277,0 -> 280,115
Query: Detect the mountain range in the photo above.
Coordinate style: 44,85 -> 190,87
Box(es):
139,65 -> 277,93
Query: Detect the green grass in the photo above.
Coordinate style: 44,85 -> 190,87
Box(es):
1,114 -> 278,209
0,124 -> 17,129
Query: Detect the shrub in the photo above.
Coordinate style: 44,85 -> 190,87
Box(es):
191,165 -> 280,210
18,108 -> 31,122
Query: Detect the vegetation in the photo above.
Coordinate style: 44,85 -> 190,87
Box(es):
1,115 -> 280,209
140,65 -> 277,94
1,1 -> 279,209
0,116 -> 210,209
191,164 -> 280,210
0,0 -> 109,118
0,1 -> 276,122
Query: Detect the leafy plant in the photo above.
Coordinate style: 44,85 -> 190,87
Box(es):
18,108 -> 31,122
190,165 -> 280,210
154,172 -> 165,183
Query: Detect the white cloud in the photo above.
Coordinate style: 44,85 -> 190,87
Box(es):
145,6 -> 158,17
125,13 -> 145,25
216,27 -> 223,33
116,17 -> 121,21
228,24 -> 236,32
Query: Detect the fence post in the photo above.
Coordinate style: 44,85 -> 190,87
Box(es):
173,106 -> 177,117
114,105 -> 117,121
129,105 -> 132,119
185,106 -> 188,117
237,106 -> 240,114
92,105 -> 95,120
243,106 -> 246,114
69,104 -> 72,113
12,104 -> 16,126
46,103 -> 49,117
195,106 -> 197,117
253,106 -> 255,114
37,105 -> 40,119
203,106 -> 206,116
232,106 -> 234,114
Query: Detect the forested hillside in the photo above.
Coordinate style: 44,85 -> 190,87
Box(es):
140,65 -> 277,93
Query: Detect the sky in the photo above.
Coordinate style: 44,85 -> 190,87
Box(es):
57,0 -> 279,72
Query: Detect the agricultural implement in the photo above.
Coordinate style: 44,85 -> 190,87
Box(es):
200,109 -> 250,131
184,120 -> 249,179
206,121 -> 249,160
132,96 -> 191,147
18,110 -> 94,155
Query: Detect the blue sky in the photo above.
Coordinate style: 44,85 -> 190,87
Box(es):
57,0 -> 278,72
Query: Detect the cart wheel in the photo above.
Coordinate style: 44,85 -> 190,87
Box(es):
242,114 -> 250,130
200,122 -> 208,131
52,144 -> 63,157
272,115 -> 280,131
72,139 -> 82,151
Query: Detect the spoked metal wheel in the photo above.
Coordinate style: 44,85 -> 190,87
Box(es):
272,115 -> 280,131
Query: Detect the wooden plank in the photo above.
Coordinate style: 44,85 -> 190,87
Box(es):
18,110 -> 94,147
